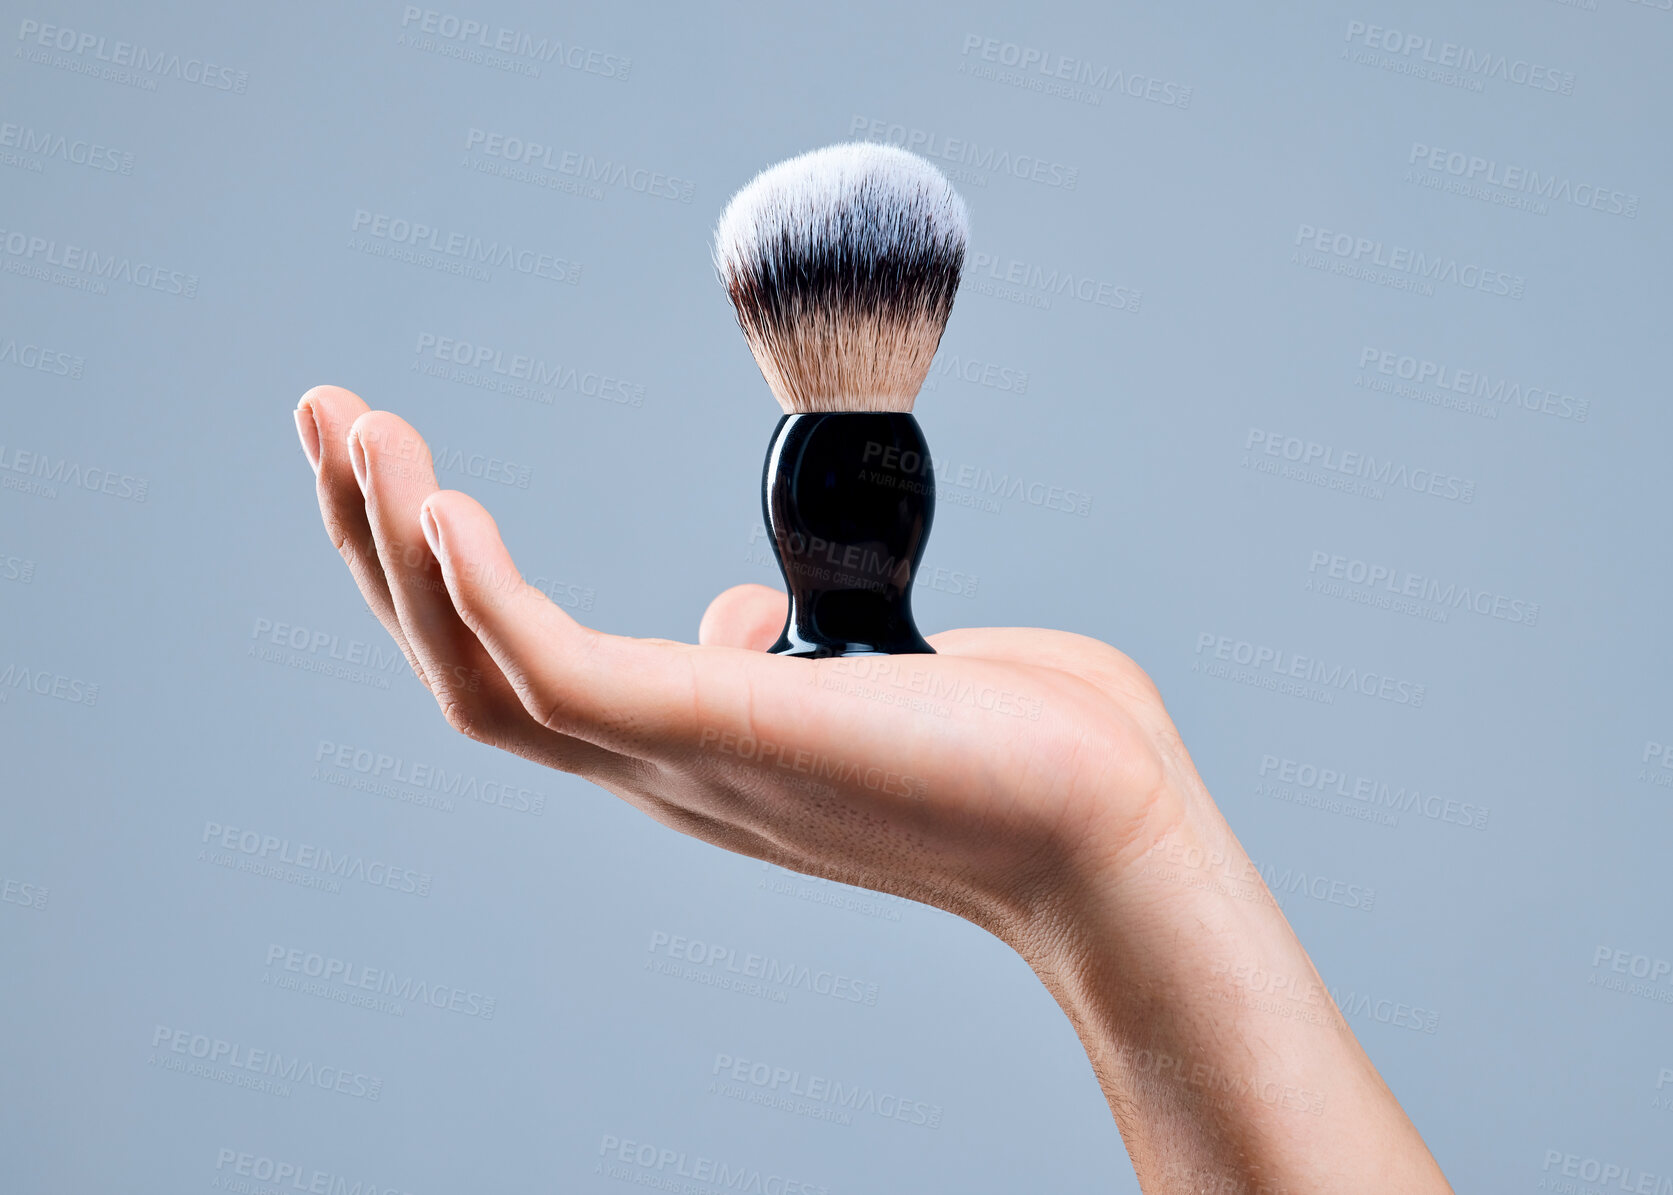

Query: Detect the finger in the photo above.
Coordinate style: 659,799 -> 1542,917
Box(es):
422,490 -> 1060,892
698,584 -> 788,650
420,489 -> 1050,820
422,489 -> 789,757
346,410 -> 479,694
298,386 -> 426,683
349,411 -> 621,776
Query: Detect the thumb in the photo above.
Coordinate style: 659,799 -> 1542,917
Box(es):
699,583 -> 788,651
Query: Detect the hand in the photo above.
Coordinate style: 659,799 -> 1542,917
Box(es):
292,384 -> 1453,1194
292,385 -> 1188,944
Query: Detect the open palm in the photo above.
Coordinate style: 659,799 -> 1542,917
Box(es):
296,386 -> 1190,934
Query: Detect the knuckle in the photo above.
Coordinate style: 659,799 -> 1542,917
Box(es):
449,583 -> 487,638
328,521 -> 375,570
516,629 -> 598,735
437,692 -> 494,743
509,669 -> 564,734
448,570 -> 523,644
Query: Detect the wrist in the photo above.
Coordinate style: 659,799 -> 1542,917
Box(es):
1011,789 -> 1257,1024
1004,782 -> 1450,1192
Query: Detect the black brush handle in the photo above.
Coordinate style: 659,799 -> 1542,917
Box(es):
761,412 -> 937,658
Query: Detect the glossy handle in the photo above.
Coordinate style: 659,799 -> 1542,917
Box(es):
761,412 -> 936,658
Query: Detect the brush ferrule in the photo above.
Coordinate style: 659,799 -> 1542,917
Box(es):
761,412 -> 936,658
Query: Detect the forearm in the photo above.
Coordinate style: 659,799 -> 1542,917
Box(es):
1013,787 -> 1452,1193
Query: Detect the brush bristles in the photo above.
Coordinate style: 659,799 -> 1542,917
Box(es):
714,143 -> 969,413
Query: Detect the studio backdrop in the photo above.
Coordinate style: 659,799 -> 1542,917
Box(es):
2,2 -> 1669,1192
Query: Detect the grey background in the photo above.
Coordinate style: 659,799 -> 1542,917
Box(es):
2,0 -> 1669,1191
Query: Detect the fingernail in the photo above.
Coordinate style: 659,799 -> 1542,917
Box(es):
348,429 -> 368,493
420,503 -> 442,557
294,404 -> 321,474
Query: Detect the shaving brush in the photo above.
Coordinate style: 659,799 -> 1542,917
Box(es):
713,143 -> 970,658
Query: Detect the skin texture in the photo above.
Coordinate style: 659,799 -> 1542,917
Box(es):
293,384 -> 1454,1194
